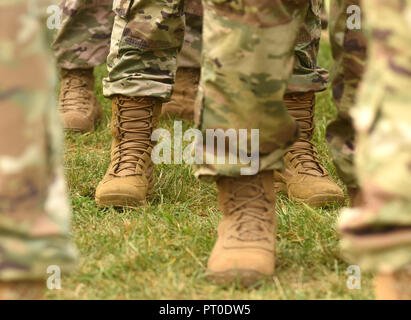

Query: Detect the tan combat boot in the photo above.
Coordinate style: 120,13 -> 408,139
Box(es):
375,268 -> 411,300
161,67 -> 200,121
59,68 -> 103,133
95,95 -> 162,207
207,171 -> 277,287
274,92 -> 344,207
0,281 -> 44,300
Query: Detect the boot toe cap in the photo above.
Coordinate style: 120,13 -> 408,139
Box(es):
207,249 -> 274,286
287,176 -> 345,207
95,176 -> 148,207
62,111 -> 94,133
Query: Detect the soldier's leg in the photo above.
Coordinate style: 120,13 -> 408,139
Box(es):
275,0 -> 345,208
53,0 -> 114,133
0,1 -> 77,299
326,0 -> 367,204
338,0 -> 411,299
197,0 -> 309,286
95,0 -> 185,207
163,1 -> 344,207
162,0 -> 202,120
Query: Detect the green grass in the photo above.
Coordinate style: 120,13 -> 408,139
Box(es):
48,38 -> 374,300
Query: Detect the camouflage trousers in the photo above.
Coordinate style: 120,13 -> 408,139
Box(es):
338,0 -> 411,274
102,0 -> 186,100
182,0 -> 330,93
0,0 -> 77,281
289,0 -> 328,94
326,0 -> 366,188
103,0 -> 328,101
99,0 -> 205,100
52,0 -> 203,71
194,1 -> 315,177
52,0 -> 114,70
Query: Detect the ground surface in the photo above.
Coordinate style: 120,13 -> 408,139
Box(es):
48,37 -> 374,300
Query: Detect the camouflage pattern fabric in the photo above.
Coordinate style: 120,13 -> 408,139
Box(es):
53,0 -> 114,70
178,0 -> 203,69
180,0 -> 329,94
58,0 -> 327,100
326,0 -> 367,188
338,0 -> 411,273
194,0 -> 310,178
103,0 -> 328,101
52,0 -> 203,70
0,0 -> 77,281
53,0 -> 202,70
287,0 -> 329,94
102,0 -> 186,101
180,0 -> 329,93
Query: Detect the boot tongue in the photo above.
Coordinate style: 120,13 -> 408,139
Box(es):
229,176 -> 267,212
290,140 -> 324,176
116,105 -> 152,176
230,175 -> 260,196
62,69 -> 92,87
61,70 -> 92,109
63,78 -> 86,100
222,175 -> 273,242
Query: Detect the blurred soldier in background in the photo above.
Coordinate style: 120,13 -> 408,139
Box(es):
320,0 -> 410,299
0,0 -> 77,299
335,0 -> 411,300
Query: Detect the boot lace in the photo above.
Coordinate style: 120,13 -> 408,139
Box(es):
111,96 -> 155,177
60,71 -> 92,114
223,177 -> 274,243
285,93 -> 327,177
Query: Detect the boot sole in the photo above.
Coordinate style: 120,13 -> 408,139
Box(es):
291,193 -> 345,208
206,269 -> 271,288
96,194 -> 146,208
274,182 -> 345,208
